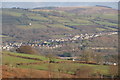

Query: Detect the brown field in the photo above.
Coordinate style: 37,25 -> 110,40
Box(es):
2,65 -> 76,78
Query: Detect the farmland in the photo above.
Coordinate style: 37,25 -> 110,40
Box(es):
2,6 -> 118,42
2,51 -> 112,78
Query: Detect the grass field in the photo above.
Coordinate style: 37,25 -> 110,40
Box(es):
3,51 -> 65,62
18,63 -> 109,75
101,14 -> 118,20
17,23 -> 47,29
2,54 -> 40,66
2,51 -> 110,76
96,28 -> 106,31
0,35 -> 9,38
95,21 -> 117,27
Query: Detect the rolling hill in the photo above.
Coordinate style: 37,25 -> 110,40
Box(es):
2,6 -> 118,42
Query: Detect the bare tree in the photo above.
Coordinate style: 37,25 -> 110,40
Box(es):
94,52 -> 104,65
80,50 -> 94,63
109,65 -> 118,78
75,66 -> 94,78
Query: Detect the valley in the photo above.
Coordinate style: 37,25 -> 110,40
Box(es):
1,5 -> 119,78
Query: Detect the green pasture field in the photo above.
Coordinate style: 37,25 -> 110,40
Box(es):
2,11 -> 22,17
18,62 -> 109,75
95,21 -> 117,27
2,54 -> 40,66
96,28 -> 106,31
17,23 -> 47,29
0,35 -> 8,38
28,15 -> 49,21
100,14 -> 118,20
3,51 -> 65,62
3,51 -> 110,76
48,24 -> 73,30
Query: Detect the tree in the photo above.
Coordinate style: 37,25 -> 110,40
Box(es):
16,45 -> 39,55
45,52 -> 56,78
109,65 -> 118,78
104,54 -> 118,65
75,66 -> 94,78
45,53 -> 56,63
94,52 -> 104,65
62,52 -> 72,57
80,50 -> 94,62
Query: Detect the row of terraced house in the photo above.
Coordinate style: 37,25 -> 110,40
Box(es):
1,31 -> 118,51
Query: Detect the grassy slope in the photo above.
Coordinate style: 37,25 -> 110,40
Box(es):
0,35 -> 8,38
2,54 -> 40,65
19,63 -> 109,75
3,51 -> 109,75
3,51 -> 65,61
2,8 -> 118,32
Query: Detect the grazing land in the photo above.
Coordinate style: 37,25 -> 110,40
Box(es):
2,51 -> 111,78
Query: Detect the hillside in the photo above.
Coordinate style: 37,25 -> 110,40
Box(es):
2,6 -> 118,42
2,51 -> 112,78
2,65 -> 76,78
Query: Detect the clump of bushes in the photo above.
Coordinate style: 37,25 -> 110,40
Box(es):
16,45 -> 39,55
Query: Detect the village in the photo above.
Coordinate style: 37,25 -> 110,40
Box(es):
1,31 -> 118,51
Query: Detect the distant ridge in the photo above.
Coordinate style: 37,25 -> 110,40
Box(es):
95,5 -> 112,8
33,7 -> 58,9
